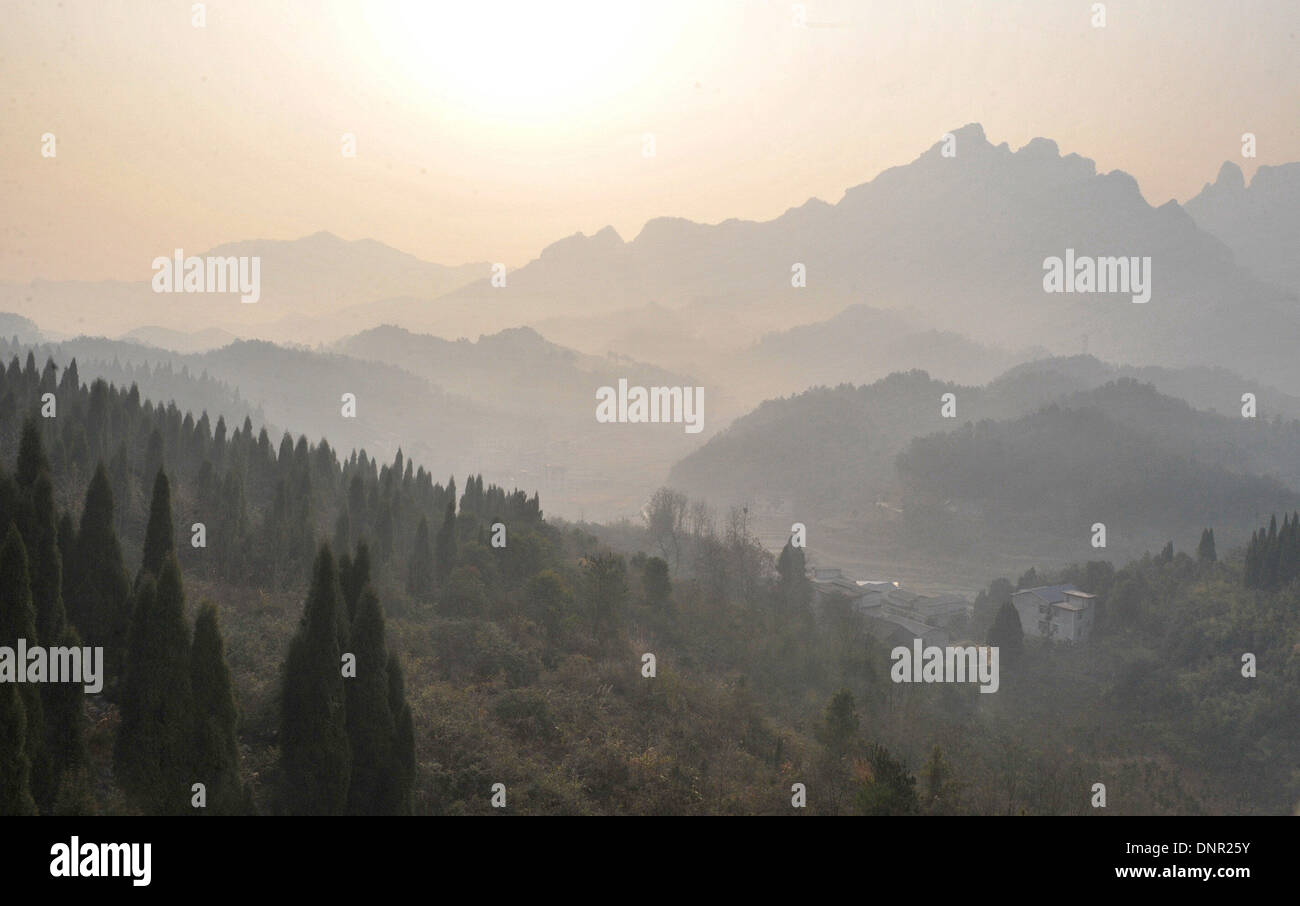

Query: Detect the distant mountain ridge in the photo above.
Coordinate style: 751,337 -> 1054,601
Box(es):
414,124 -> 1300,391
1185,160 -> 1300,294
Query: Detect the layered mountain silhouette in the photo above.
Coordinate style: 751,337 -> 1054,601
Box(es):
419,124 -> 1300,389
0,232 -> 487,345
4,125 -> 1300,391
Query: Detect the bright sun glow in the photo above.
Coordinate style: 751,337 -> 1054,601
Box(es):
358,1 -> 655,121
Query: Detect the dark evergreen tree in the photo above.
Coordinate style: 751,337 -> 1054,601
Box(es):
818,688 -> 859,758
1197,528 -> 1217,563
68,464 -> 132,686
190,603 -> 244,815
340,542 -> 371,622
856,743 -> 919,816
113,556 -> 195,815
434,501 -> 457,584
408,516 -> 434,600
15,417 -> 47,488
333,509 -> 351,560
987,600 -> 1025,662
43,622 -> 88,814
387,652 -> 415,816
643,556 -> 670,608
0,680 -> 35,815
28,473 -> 66,651
279,545 -> 351,815
0,526 -> 47,811
344,589 -> 396,815
139,469 -> 175,582
775,540 -> 810,614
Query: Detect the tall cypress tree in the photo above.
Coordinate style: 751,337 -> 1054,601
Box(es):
28,471 -> 85,814
28,473 -> 66,651
1197,528 -> 1216,563
69,464 -> 132,688
15,417 -> 47,489
44,622 -> 88,814
139,469 -> 174,582
280,545 -> 351,815
191,603 -> 244,815
0,680 -> 35,815
775,540 -> 810,614
0,526 -> 46,812
434,501 -> 457,584
340,542 -> 371,623
988,600 -> 1024,662
408,516 -> 434,600
114,555 -> 195,815
344,589 -> 396,815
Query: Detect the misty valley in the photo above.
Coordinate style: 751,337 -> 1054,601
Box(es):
3,7 -> 1299,872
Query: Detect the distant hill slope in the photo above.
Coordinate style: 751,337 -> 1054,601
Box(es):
668,358 -> 1300,561
897,397 -> 1300,547
0,312 -> 43,344
17,331 -> 716,522
122,325 -> 241,354
0,233 -> 486,345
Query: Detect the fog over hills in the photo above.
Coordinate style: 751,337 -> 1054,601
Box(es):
668,355 -> 1300,574
0,232 -> 488,345
6,126 -> 1300,528
5,326 -> 719,523
4,126 -> 1300,393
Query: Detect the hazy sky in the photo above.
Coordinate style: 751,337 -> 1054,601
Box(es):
2,0 -> 1297,281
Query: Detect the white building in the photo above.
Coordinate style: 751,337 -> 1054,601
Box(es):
1011,585 -> 1096,642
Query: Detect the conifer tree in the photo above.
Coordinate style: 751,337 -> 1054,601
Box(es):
340,542 -> 371,622
387,652 -> 415,815
1245,529 -> 1260,588
1197,528 -> 1217,563
69,464 -> 132,685
15,417 -> 47,488
775,540 -> 810,613
333,509 -> 351,560
43,622 -> 88,813
818,689 -> 859,758
988,600 -> 1024,661
0,526 -> 46,811
434,501 -> 457,584
28,473 -> 66,650
280,545 -> 351,815
22,470 -> 78,813
114,556 -> 195,815
643,556 -> 671,608
344,589 -> 396,815
139,469 -> 175,582
0,680 -> 35,816
408,516 -> 434,600
857,743 -> 919,816
191,603 -> 244,815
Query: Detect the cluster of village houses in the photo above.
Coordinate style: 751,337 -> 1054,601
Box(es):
808,567 -> 1094,645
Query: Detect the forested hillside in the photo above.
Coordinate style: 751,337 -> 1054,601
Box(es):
1,348 -> 1295,815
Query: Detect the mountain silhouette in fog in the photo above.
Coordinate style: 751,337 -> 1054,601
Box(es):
5,126 -> 1300,387
425,123 -> 1300,387
1185,160 -> 1300,295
